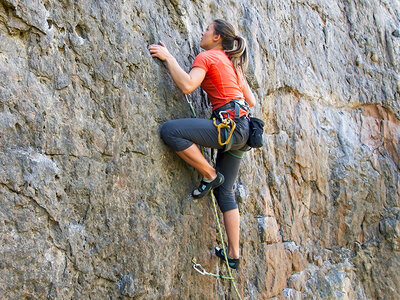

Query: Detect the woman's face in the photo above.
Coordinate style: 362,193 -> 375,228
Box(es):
200,23 -> 221,50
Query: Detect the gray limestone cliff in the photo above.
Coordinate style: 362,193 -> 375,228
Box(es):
0,0 -> 399,299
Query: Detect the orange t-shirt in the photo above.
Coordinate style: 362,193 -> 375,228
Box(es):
192,49 -> 245,110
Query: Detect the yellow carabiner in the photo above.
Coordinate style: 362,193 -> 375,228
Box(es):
213,117 -> 236,146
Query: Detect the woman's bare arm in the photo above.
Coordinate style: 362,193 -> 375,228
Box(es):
242,79 -> 256,107
149,42 -> 206,94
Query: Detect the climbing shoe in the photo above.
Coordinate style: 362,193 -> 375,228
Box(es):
215,247 -> 240,270
192,172 -> 224,199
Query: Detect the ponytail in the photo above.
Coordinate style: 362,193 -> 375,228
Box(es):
213,19 -> 248,73
226,35 -> 248,73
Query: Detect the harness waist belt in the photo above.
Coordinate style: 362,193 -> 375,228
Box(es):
212,99 -> 249,120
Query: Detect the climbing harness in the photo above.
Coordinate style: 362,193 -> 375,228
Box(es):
184,95 -> 243,300
212,99 -> 249,152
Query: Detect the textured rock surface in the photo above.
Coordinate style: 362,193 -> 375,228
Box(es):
0,0 -> 399,299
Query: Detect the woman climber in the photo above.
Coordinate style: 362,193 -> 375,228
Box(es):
148,19 -> 256,269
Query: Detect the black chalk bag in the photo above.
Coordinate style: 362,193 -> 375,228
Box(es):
247,117 -> 264,148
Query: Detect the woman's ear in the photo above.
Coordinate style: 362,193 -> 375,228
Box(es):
213,34 -> 222,42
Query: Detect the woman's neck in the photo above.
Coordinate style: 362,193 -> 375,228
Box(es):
211,45 -> 223,50
202,43 -> 223,51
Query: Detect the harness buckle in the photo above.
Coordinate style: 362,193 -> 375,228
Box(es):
234,99 -> 249,109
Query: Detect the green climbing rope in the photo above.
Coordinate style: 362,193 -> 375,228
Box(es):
211,190 -> 242,299
185,95 -> 242,300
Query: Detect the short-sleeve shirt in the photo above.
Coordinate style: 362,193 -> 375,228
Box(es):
192,49 -> 245,111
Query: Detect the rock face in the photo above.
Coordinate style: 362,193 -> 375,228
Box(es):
0,0 -> 399,299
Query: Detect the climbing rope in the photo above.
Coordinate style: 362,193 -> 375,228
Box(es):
185,95 -> 242,300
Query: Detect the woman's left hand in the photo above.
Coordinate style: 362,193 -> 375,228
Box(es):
148,42 -> 171,61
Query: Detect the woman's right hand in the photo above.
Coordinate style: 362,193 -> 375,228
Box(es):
148,42 -> 172,61
148,41 -> 205,94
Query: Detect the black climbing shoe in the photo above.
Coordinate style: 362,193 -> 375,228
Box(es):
192,172 -> 224,199
215,247 -> 240,270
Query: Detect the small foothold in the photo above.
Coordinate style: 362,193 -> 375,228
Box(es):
355,56 -> 362,66
371,52 -> 379,63
392,29 -> 400,38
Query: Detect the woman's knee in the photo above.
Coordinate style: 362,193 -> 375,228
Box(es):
160,120 -> 193,151
160,121 -> 175,144
214,186 -> 238,212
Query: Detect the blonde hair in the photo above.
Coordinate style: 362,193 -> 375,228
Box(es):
213,19 -> 248,73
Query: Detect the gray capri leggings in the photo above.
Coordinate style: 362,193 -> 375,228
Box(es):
160,117 -> 249,212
